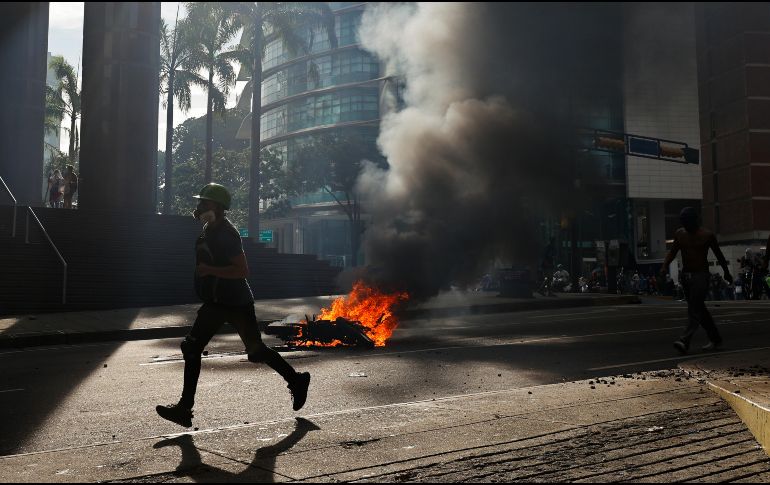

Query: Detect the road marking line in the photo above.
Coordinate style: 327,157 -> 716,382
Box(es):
664,312 -> 756,322
526,308 -> 687,322
587,346 -> 770,371
350,319 -> 767,359
136,318 -> 770,366
528,308 -> 618,319
140,353 -> 248,366
0,388 -> 24,393
0,342 -> 117,356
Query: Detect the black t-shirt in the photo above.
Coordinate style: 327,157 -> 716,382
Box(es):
194,218 -> 254,306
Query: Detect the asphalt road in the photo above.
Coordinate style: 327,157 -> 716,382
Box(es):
2,298 -> 770,466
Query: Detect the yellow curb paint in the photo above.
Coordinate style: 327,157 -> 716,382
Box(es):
708,381 -> 770,457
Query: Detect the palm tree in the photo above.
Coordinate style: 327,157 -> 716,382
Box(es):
183,2 -> 243,184
43,85 -> 70,193
159,12 -> 207,214
48,55 -> 81,161
233,2 -> 337,237
44,85 -> 65,156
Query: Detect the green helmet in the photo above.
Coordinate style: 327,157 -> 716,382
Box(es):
193,183 -> 231,210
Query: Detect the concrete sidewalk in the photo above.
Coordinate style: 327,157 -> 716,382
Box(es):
0,370 -> 767,482
0,292 -> 639,349
681,349 -> 770,458
3,294 -> 770,481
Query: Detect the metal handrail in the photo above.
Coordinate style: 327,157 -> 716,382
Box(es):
0,175 -> 17,238
25,207 -> 67,304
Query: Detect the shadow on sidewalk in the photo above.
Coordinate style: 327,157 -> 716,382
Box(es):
152,417 -> 319,482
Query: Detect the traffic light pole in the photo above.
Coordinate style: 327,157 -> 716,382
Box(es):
576,128 -> 698,295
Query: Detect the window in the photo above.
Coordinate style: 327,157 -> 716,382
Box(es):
262,88 -> 379,140
260,51 -> 378,105
263,39 -> 287,70
337,11 -> 362,46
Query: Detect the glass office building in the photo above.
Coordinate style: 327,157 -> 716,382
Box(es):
237,2 -> 387,266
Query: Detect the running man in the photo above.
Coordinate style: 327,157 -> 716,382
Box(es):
156,183 -> 311,427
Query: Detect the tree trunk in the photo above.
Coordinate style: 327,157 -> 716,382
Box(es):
248,7 -> 263,240
163,72 -> 174,214
570,214 -> 580,292
349,197 -> 361,267
205,69 -> 214,184
69,114 -> 77,160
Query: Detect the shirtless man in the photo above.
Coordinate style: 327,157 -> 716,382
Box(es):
660,207 -> 732,354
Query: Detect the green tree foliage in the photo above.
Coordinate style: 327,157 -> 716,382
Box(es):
159,11 -> 207,214
293,131 -> 386,266
183,2 -> 243,184
158,107 -> 293,230
48,55 -> 81,161
229,1 -> 337,235
44,67 -> 78,188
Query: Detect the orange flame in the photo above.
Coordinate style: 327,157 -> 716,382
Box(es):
293,338 -> 345,348
292,281 -> 408,348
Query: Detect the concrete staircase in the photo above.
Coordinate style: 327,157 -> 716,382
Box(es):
0,205 -> 340,315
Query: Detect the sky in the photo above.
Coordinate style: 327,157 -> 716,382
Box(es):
47,2 -> 245,153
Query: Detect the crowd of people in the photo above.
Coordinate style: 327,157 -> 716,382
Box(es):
612,247 -> 768,301
533,249 -> 769,302
47,165 -> 78,208
479,208 -> 766,360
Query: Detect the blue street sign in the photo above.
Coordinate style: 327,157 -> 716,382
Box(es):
259,230 -> 273,243
628,137 -> 659,157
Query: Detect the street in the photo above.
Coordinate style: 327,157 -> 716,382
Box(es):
2,298 -> 770,481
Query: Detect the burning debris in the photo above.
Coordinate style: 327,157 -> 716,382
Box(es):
265,281 -> 409,348
267,316 -> 376,349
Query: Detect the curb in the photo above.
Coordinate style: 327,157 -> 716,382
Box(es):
707,380 -> 770,457
0,324 -> 244,350
0,295 -> 640,350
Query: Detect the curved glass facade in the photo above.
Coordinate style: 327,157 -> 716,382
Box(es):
266,125 -> 380,166
262,50 -> 380,105
263,9 -> 364,70
261,87 -> 379,140
259,4 -> 380,146
258,3 -> 383,265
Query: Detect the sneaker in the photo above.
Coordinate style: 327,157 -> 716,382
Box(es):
288,372 -> 311,411
702,341 -> 723,351
673,340 -> 688,355
156,403 -> 193,428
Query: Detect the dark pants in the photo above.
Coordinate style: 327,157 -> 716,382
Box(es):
681,272 -> 722,348
179,303 -> 297,409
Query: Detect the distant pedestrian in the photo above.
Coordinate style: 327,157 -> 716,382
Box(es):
726,280 -> 736,300
537,238 -> 556,296
735,274 -> 745,300
660,207 -> 732,354
763,234 -> 770,276
665,274 -> 675,297
631,271 -> 640,294
763,235 -> 770,298
63,165 -> 78,209
638,274 -> 647,295
649,274 -> 658,295
48,169 -> 63,208
156,183 -> 311,428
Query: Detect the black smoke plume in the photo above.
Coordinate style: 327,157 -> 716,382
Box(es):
353,3 -> 624,300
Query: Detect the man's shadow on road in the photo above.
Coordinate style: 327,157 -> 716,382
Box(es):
153,417 -> 319,483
